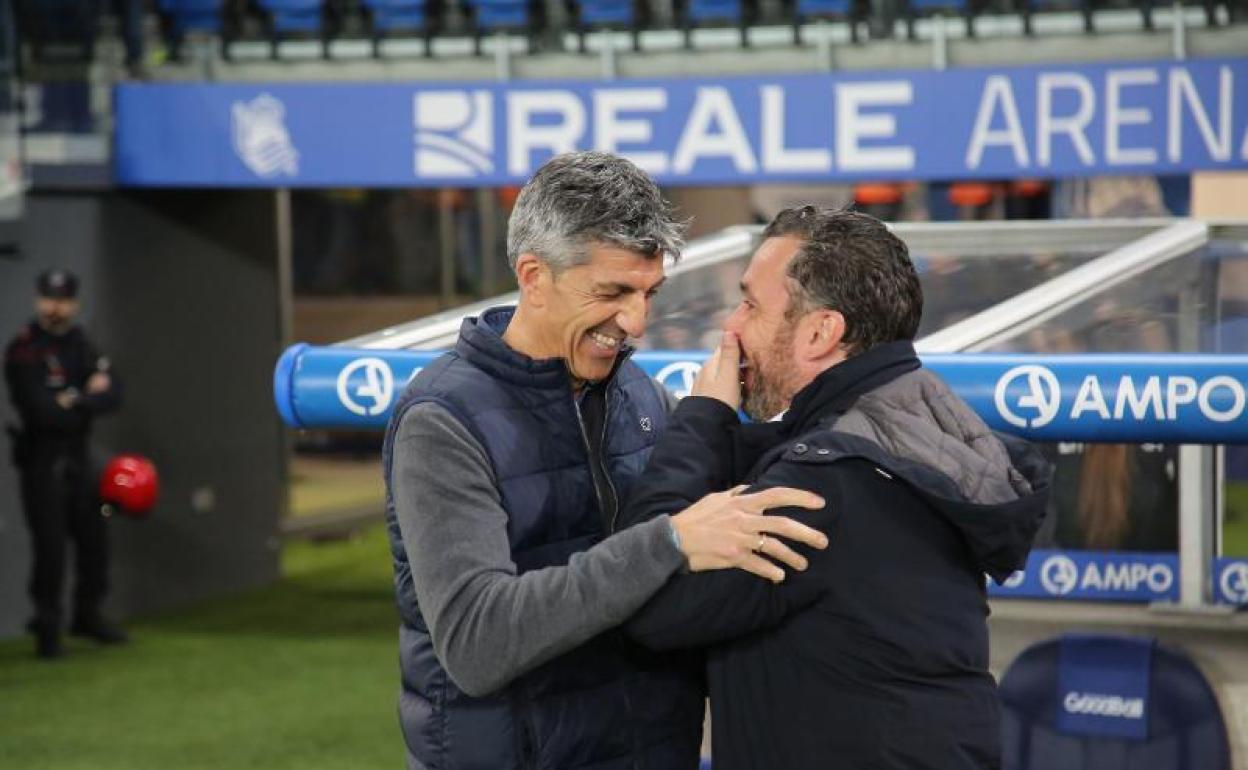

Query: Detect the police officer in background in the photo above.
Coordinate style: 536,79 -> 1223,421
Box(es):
4,268 -> 126,658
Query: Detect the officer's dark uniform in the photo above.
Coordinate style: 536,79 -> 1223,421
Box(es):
4,269 -> 124,657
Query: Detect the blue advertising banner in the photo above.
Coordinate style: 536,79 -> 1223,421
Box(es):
116,56 -> 1248,187
1213,558 -> 1248,606
987,549 -> 1179,602
275,345 -> 1248,445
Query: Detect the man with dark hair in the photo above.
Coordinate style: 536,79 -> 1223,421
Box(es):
4,268 -> 126,659
382,153 -> 828,770
620,208 -> 1052,769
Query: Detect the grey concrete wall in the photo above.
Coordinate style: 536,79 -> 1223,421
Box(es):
0,190 -> 285,637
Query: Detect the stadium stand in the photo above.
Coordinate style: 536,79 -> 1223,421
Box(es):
1019,0 -> 1095,34
790,0 -> 862,43
463,0 -> 541,53
852,182 -> 904,221
678,0 -> 751,47
948,181 -> 997,221
17,0 -> 100,60
569,0 -> 645,52
360,0 -> 440,55
255,0 -> 330,57
905,0 -> 976,39
12,0 -> 1248,64
157,0 -> 230,59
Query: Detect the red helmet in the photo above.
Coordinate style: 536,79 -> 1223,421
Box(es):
99,454 -> 159,517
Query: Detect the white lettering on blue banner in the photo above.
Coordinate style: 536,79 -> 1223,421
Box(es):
1214,558 -> 1248,606
989,549 -> 1179,602
116,57 -> 1248,187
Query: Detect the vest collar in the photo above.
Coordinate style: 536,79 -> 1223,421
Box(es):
456,306 -> 634,390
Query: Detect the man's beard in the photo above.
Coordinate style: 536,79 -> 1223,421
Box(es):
742,320 -> 798,422
38,314 -> 71,335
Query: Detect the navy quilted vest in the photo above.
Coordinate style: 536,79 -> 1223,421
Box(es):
382,307 -> 705,770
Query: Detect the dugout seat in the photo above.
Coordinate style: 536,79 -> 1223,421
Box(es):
999,634 -> 1231,770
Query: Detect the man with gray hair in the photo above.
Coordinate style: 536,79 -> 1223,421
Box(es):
382,152 -> 828,770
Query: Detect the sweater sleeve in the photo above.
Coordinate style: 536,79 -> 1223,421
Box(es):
392,401 -> 687,697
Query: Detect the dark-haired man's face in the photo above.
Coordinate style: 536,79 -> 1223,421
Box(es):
35,297 -> 79,335
724,236 -> 805,421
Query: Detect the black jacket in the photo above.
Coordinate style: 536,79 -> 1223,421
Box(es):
4,321 -> 121,449
620,341 -> 1051,770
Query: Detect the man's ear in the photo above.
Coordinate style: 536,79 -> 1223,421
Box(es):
803,310 -> 846,361
514,253 -> 549,308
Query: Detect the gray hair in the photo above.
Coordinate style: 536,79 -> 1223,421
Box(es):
506,151 -> 684,272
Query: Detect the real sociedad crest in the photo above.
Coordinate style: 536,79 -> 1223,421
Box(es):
232,93 -> 299,179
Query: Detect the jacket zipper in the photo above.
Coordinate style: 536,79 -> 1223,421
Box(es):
601,387 -> 621,534
569,350 -> 631,535
573,395 -> 609,536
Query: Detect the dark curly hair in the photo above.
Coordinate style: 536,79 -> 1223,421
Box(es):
762,206 -> 923,355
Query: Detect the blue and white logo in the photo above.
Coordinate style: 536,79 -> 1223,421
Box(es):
1002,569 -> 1026,589
1220,562 -> 1248,604
231,94 -> 299,178
336,357 -> 395,417
655,361 -> 702,400
1040,554 -> 1079,596
413,91 -> 494,178
995,364 -> 1062,430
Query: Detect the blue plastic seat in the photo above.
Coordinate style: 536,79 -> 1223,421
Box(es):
796,0 -> 852,13
577,0 -> 636,25
362,0 -> 432,31
681,0 -> 749,47
360,0 -> 438,56
570,0 -> 642,52
999,635 -> 1231,770
905,0 -> 975,38
686,0 -> 743,23
792,0 -> 859,42
464,0 -> 537,54
257,0 -> 325,34
468,0 -> 531,28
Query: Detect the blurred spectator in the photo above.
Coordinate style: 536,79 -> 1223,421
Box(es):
1053,174 -> 1190,218
106,0 -> 146,76
1031,313 -> 1179,553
